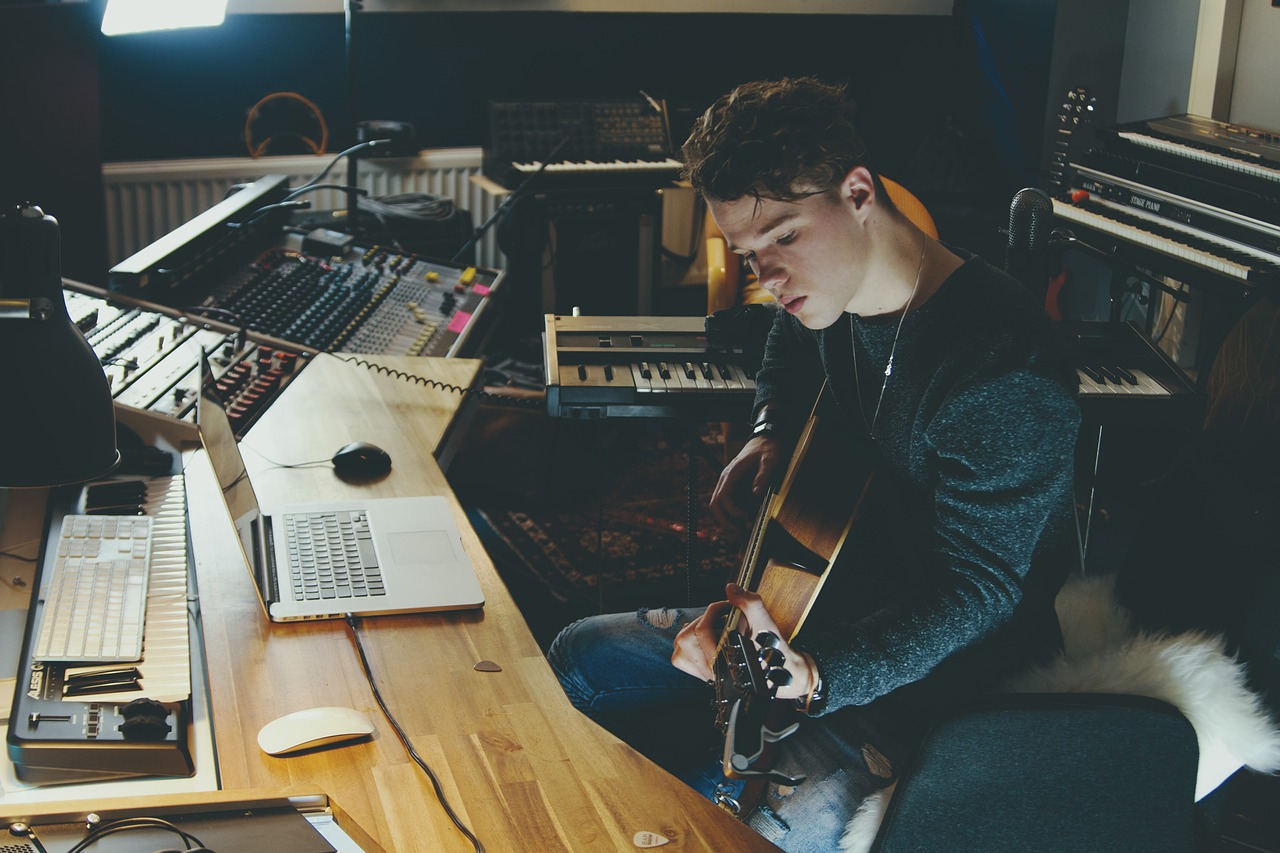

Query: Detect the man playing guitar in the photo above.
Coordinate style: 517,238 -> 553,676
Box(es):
549,77 -> 1081,851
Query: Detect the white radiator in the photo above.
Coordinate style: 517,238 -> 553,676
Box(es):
101,148 -> 506,270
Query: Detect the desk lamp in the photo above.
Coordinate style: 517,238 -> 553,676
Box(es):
0,205 -> 119,487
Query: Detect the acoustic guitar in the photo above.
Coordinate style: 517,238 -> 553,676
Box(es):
711,383 -> 873,810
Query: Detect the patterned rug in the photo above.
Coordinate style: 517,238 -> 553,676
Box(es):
451,408 -> 745,644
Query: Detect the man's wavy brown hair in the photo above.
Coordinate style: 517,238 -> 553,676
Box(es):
682,77 -> 872,204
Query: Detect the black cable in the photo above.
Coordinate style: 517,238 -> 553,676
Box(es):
1151,280 -> 1188,344
231,200 -> 314,231
344,614 -> 484,853
62,817 -> 209,853
159,143 -> 388,281
281,183 -> 370,204
179,305 -> 248,329
290,139 -> 391,196
2,541 -> 39,591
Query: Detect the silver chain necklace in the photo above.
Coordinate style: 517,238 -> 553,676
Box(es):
851,234 -> 927,437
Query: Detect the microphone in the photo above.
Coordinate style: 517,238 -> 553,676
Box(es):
1004,187 -> 1054,302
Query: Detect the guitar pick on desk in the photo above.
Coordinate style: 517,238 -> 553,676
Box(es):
633,831 -> 671,848
474,660 -> 503,672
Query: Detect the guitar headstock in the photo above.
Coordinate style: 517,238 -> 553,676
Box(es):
712,629 -> 781,730
713,630 -> 806,785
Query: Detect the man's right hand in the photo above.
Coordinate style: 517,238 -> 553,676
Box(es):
710,435 -> 784,529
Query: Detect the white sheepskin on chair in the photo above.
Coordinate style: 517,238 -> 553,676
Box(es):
1009,574 -> 1280,801
837,574 -> 1280,853
839,782 -> 896,853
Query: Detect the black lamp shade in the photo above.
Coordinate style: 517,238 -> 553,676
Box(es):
1,205 -> 120,487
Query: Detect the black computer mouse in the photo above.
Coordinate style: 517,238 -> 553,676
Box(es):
331,441 -> 392,479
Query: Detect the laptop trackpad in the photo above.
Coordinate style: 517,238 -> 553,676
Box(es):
387,530 -> 455,564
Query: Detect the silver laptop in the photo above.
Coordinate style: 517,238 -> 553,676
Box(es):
195,357 -> 484,622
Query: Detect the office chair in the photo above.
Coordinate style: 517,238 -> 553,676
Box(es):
868,692 -> 1201,853
705,176 -> 939,314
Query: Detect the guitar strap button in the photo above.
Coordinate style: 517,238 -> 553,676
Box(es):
713,789 -> 742,816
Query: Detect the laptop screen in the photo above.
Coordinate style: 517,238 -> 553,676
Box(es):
195,356 -> 265,580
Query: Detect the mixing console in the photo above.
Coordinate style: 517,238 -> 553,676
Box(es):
205,241 -> 502,357
64,283 -> 306,437
107,174 -> 504,359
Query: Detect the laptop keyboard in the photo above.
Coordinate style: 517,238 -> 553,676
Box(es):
283,510 -> 386,600
33,514 -> 153,663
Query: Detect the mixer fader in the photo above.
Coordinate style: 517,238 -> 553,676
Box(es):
205,240 -> 503,357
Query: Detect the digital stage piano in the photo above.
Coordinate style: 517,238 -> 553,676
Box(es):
543,315 -> 757,421
1053,113 -> 1280,296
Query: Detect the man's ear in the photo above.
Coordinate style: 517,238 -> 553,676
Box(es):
843,166 -> 877,212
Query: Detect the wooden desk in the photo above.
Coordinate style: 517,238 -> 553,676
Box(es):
189,354 -> 779,852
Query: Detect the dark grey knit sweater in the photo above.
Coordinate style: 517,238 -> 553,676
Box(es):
752,251 -> 1082,719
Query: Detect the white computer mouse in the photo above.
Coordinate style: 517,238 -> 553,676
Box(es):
256,706 -> 376,756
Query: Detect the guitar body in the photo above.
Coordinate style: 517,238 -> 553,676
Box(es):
751,393 -> 871,639
713,384 -> 873,802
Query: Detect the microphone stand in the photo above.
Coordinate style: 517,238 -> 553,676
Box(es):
1051,228 -> 1190,322
451,137 -> 571,263
345,0 -> 363,237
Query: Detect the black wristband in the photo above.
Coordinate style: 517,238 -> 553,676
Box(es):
751,420 -> 778,439
797,673 -> 827,716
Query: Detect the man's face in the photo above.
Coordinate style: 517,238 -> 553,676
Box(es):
709,186 -> 865,330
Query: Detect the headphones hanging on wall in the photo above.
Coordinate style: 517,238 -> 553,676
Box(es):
244,91 -> 329,158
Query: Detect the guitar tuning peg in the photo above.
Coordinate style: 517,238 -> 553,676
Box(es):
755,631 -> 781,650
759,646 -> 786,670
765,666 -> 792,688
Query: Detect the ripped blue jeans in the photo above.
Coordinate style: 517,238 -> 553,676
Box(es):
548,607 -> 900,852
